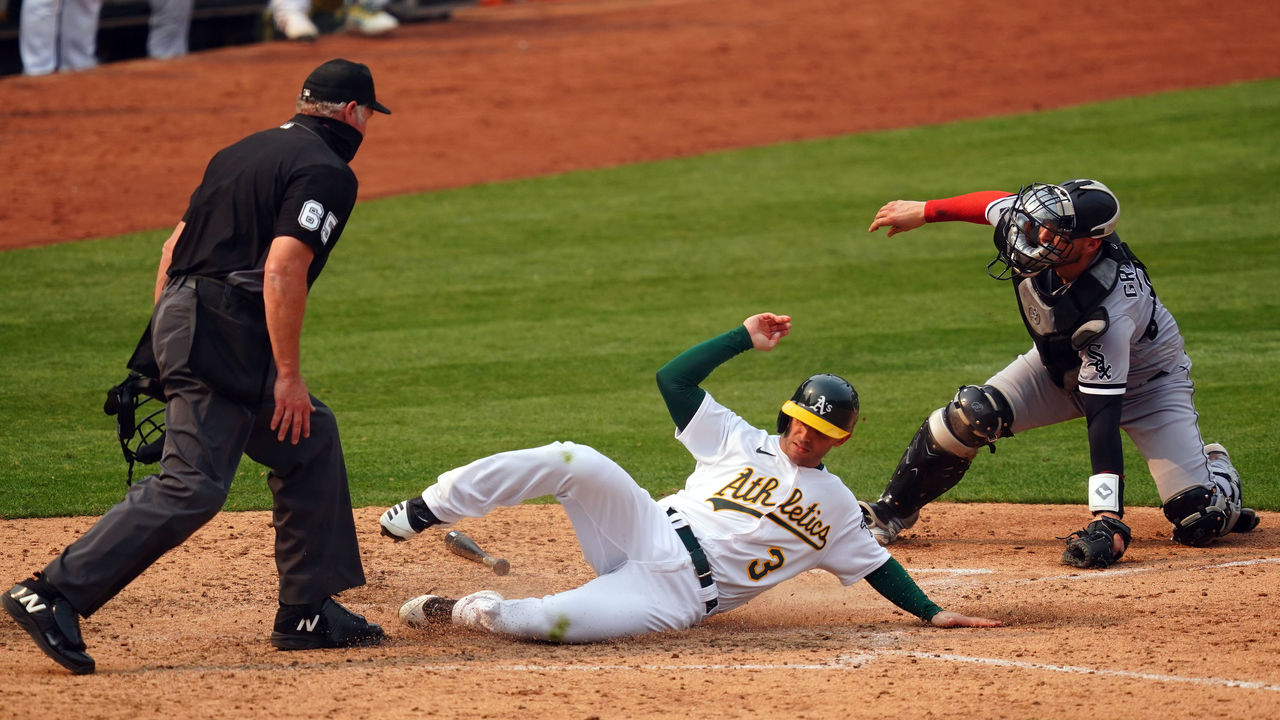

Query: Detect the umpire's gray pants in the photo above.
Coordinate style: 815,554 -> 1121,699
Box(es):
986,345 -> 1212,503
43,282 -> 365,616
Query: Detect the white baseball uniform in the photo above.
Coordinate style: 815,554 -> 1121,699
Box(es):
419,392 -> 891,642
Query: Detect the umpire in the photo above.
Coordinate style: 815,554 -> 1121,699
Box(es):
3,58 -> 391,674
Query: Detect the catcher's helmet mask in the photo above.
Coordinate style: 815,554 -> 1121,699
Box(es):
989,179 -> 1120,279
777,373 -> 859,440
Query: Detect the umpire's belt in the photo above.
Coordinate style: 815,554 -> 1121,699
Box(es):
666,508 -> 718,614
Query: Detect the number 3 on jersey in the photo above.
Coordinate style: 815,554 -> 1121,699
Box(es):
298,199 -> 339,245
748,547 -> 785,580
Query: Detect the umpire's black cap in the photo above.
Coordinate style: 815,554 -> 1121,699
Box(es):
301,58 -> 391,115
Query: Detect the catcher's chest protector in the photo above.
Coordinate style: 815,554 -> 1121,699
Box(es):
1013,241 -> 1151,387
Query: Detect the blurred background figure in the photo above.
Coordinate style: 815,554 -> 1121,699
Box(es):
343,0 -> 397,35
19,0 -> 191,75
19,0 -> 102,74
269,0 -> 398,41
146,0 -> 192,60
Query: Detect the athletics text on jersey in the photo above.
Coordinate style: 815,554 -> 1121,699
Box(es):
660,393 -> 889,613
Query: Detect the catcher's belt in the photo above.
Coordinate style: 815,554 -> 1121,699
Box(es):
667,508 -> 718,614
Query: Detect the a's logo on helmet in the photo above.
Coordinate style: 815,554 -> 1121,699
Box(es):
807,394 -> 832,414
1026,305 -> 1040,325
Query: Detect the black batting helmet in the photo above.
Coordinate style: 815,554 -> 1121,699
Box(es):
776,373 -> 859,440
989,179 -> 1120,278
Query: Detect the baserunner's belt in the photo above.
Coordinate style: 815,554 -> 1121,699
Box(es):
666,508 -> 718,614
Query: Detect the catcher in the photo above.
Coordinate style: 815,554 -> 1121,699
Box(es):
859,179 -> 1257,568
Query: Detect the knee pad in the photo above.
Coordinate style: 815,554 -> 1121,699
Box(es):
877,386 -> 1014,520
942,385 -> 1015,450
1162,485 -> 1234,547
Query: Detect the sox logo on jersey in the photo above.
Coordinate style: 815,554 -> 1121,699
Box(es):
1085,343 -> 1112,379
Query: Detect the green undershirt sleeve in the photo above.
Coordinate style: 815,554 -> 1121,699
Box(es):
656,325 -> 754,432
863,557 -> 944,622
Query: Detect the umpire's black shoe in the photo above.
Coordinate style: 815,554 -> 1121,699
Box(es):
270,598 -> 386,650
3,579 -> 95,675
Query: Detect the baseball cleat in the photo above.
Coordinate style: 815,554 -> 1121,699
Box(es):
859,500 -> 918,546
399,595 -> 457,628
1203,442 -> 1230,461
451,590 -> 504,629
380,495 -> 436,541
270,598 -> 385,650
273,8 -> 318,41
1233,508 -> 1260,534
345,3 -> 399,35
3,580 -> 95,675
1204,442 -> 1258,535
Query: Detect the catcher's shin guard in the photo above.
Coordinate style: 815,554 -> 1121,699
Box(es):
875,385 -> 1014,520
876,413 -> 973,521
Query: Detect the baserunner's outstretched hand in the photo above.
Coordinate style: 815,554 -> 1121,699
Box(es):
930,610 -> 1003,628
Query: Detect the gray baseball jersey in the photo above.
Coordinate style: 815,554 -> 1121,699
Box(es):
978,196 -> 1221,502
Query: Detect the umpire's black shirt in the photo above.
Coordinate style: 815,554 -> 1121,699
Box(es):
168,113 -> 363,292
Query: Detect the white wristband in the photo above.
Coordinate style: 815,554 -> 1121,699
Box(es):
1087,473 -> 1123,514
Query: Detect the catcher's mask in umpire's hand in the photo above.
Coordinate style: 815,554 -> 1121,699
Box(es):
777,373 -> 860,440
104,372 -> 166,485
989,179 -> 1120,279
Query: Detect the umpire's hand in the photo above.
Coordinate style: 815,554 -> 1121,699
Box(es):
263,236 -> 317,444
272,374 -> 315,444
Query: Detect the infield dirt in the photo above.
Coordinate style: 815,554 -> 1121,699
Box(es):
2,1 -> 1279,718
2,504 -> 1278,718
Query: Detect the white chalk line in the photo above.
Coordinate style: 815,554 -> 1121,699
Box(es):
862,650 -> 1280,692
150,642 -> 1280,693
906,554 -> 1280,586
1206,556 -> 1280,569
407,649 -> 1280,691
128,557 -> 1280,687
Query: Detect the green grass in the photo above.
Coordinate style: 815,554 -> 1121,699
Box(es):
1,79 -> 1277,517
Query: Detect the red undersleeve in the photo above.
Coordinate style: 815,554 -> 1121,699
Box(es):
924,191 -> 1010,224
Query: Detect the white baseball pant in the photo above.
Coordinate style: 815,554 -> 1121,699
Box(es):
421,442 -> 706,642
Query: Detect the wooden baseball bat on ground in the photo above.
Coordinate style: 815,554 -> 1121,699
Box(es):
444,530 -> 511,575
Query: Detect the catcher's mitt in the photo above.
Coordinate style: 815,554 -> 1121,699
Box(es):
1060,516 -> 1131,569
